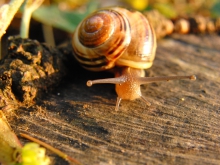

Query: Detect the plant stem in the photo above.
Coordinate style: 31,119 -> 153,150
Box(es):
20,8 -> 32,38
20,0 -> 44,38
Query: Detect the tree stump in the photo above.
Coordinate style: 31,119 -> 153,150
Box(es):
9,34 -> 220,165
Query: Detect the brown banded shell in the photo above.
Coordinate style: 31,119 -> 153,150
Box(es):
72,7 -> 157,71
72,7 -> 196,111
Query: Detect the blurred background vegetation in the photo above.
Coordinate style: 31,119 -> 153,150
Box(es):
1,0 -> 220,50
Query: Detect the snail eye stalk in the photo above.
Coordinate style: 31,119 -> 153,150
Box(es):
87,67 -> 196,110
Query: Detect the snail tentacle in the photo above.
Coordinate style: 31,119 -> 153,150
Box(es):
115,97 -> 122,111
86,67 -> 196,110
72,7 -> 196,110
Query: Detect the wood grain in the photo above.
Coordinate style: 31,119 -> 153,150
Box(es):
9,34 -> 220,165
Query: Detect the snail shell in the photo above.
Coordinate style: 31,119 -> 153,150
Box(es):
72,7 -> 196,110
72,7 -> 156,71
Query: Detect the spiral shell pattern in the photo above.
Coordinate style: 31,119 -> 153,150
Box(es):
72,7 -> 156,71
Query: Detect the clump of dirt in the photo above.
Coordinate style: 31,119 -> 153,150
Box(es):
0,36 -> 67,111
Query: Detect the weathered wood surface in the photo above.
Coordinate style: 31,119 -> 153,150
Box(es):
9,34 -> 220,165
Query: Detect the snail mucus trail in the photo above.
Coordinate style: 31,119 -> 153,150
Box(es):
72,7 -> 196,111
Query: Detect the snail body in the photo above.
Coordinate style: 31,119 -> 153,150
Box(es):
72,7 -> 196,110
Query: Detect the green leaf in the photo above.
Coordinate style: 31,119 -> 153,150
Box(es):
32,2 -> 99,32
211,0 -> 220,17
153,3 -> 177,18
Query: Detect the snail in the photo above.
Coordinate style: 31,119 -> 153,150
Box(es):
72,7 -> 196,110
